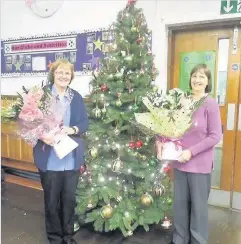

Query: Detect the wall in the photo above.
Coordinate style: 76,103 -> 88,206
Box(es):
1,0 -> 158,96
1,0 -> 241,96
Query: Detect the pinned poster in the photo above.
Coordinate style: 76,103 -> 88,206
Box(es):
1,29 -> 153,77
179,51 -> 216,96
32,57 -> 46,71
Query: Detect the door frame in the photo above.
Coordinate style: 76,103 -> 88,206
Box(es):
167,17 -> 241,90
166,17 -> 241,210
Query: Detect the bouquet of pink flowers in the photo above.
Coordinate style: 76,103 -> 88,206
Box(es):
16,85 -> 66,146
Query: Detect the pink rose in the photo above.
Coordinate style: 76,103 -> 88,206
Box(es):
28,87 -> 44,102
33,90 -> 44,102
19,101 -> 43,121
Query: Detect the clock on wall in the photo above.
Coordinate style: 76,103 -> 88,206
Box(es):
25,0 -> 64,18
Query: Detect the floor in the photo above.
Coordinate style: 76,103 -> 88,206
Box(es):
1,182 -> 241,244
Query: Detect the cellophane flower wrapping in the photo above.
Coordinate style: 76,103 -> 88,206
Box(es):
135,88 -> 203,160
16,85 -> 66,147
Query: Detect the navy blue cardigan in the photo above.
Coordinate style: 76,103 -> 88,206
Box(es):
33,85 -> 89,172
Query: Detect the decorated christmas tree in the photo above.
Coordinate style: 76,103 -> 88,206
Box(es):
76,0 -> 173,237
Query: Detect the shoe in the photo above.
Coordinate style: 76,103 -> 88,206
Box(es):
63,239 -> 77,244
169,242 -> 175,244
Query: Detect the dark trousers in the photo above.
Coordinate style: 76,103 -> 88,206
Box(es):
172,169 -> 211,244
39,170 -> 80,244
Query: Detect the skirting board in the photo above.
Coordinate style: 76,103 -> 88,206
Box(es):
208,189 -> 230,208
232,192 -> 241,211
208,189 -> 241,211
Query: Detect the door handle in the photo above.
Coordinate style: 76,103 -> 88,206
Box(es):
238,104 -> 241,131
227,103 -> 235,131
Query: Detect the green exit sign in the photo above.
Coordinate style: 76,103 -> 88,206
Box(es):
221,0 -> 241,14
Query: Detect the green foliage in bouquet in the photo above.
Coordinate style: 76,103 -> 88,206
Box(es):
1,81 -> 51,122
135,88 -> 206,138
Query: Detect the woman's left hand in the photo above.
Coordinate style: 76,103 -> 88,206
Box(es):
61,126 -> 75,135
178,150 -> 192,163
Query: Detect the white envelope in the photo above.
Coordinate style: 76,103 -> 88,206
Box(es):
161,141 -> 182,161
53,135 -> 79,159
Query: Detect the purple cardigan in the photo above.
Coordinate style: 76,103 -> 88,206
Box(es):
172,96 -> 222,174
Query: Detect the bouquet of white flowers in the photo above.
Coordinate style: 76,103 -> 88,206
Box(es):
134,88 -> 202,161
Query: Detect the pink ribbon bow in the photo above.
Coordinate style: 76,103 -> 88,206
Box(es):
155,135 -> 182,160
158,136 -> 182,150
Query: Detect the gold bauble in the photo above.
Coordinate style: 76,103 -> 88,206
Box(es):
116,99 -> 122,107
140,193 -> 153,207
101,205 -> 113,219
88,147 -> 98,158
131,26 -> 137,32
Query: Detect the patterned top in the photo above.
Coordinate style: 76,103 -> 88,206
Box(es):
47,86 -> 75,171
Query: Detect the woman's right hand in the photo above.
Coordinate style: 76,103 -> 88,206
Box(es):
42,134 -> 54,146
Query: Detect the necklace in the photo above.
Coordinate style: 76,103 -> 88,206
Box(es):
191,93 -> 208,101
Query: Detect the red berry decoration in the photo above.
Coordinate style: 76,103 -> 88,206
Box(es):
128,141 -> 136,149
163,165 -> 171,174
100,84 -> 108,92
80,164 -> 86,174
135,140 -> 143,148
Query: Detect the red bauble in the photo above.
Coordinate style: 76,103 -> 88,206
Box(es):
136,37 -> 142,44
135,140 -> 143,148
129,141 -> 136,149
163,165 -> 171,174
100,84 -> 108,92
80,164 -> 86,174
128,0 -> 137,5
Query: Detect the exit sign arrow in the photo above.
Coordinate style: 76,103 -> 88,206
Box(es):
221,0 -> 240,14
224,0 -> 234,12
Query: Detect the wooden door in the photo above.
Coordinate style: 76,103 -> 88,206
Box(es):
232,66 -> 241,210
169,26 -> 241,209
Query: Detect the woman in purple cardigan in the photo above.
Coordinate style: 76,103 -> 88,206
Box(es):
170,64 -> 222,244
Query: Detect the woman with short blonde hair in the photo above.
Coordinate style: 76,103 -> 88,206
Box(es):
33,59 -> 89,244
